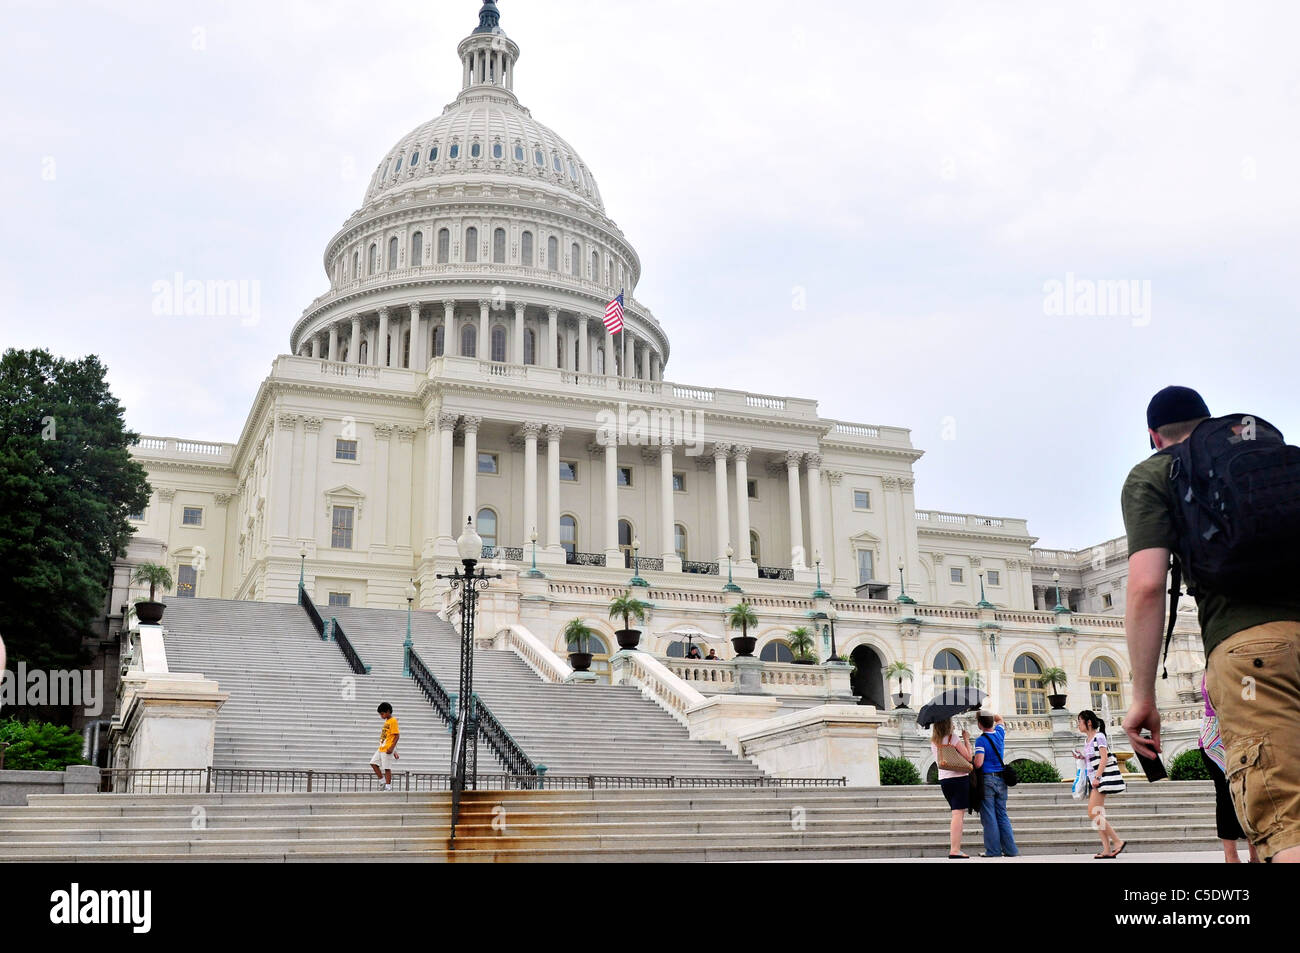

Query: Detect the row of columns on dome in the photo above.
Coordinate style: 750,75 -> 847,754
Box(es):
299,300 -> 663,381
432,412 -> 829,574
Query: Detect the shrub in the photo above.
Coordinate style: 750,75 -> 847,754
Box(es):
1170,748 -> 1211,781
1009,758 -> 1062,784
0,718 -> 86,771
879,756 -> 921,785
1126,759 -> 1139,773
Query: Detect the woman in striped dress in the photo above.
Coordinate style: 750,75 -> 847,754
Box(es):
1073,709 -> 1127,858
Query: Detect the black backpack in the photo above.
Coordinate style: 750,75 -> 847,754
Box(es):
1158,413 -> 1300,674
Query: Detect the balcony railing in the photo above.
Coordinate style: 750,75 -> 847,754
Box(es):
757,566 -> 794,581
482,545 -> 524,562
682,560 -> 719,575
566,551 -> 607,567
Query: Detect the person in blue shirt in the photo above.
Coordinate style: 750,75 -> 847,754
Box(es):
972,711 -> 1019,857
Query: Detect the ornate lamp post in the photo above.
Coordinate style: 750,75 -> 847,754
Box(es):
629,537 -> 649,587
402,579 -> 416,676
977,571 -> 994,609
812,551 -> 829,599
298,543 -> 308,594
723,544 -> 742,593
1052,570 -> 1066,613
825,605 -> 841,662
525,526 -> 544,578
896,556 -> 916,605
436,517 -> 501,797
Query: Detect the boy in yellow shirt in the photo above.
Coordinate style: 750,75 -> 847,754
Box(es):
369,702 -> 400,791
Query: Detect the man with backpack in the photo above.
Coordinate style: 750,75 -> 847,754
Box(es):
1121,385 -> 1300,863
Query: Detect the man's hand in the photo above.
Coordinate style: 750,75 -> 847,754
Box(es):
1123,699 -> 1162,758
392,752 -> 399,760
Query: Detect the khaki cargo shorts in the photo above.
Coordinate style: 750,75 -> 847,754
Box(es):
1206,620 -> 1300,861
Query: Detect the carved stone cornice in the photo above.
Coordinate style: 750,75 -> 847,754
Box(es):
374,423 -> 394,440
438,411 -> 460,431
731,444 -> 751,461
395,426 -> 417,444
157,487 -> 177,502
277,413 -> 300,431
544,423 -> 564,442
303,416 -> 323,434
825,469 -> 844,485
785,450 -> 803,469
214,493 -> 235,506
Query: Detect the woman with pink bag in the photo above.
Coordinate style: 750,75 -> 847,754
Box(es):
1200,674 -> 1259,863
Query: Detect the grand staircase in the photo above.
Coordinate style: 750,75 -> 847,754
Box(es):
156,597 -> 764,780
0,783 -> 1220,862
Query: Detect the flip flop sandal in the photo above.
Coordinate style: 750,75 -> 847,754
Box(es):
1113,841 -> 1127,857
948,853 -> 970,859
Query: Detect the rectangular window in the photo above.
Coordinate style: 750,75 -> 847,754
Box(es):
950,567 -> 964,584
328,592 -> 351,607
559,461 -> 578,482
335,439 -> 358,461
987,570 -> 1000,587
331,506 -> 354,549
182,506 -> 203,526
1102,592 -> 1113,609
477,452 -> 499,475
853,490 -> 871,510
857,550 -> 874,585
176,564 -> 197,598
747,479 -> 758,500
673,472 -> 686,492
129,508 -> 145,521
618,466 -> 633,487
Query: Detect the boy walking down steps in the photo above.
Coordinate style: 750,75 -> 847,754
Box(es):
369,702 -> 400,791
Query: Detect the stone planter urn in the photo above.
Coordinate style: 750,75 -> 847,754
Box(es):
135,601 -> 166,624
615,629 -> 641,651
568,652 -> 593,672
731,636 -> 757,657
1048,693 -> 1068,710
892,692 -> 911,709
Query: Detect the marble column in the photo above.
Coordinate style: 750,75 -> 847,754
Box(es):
298,417 -> 321,543
374,424 -> 393,547
660,443 -> 676,565
513,302 -> 526,364
394,426 -> 415,550
713,442 -> 731,562
545,424 -> 564,554
806,451 -> 825,567
479,299 -> 491,360
327,324 -> 339,362
309,337 -> 318,358
347,316 -> 360,363
733,445 -> 753,566
623,331 -> 633,379
604,325 -> 615,376
604,438 -> 621,562
787,450 -> 806,569
377,307 -> 389,367
442,300 -> 455,359
547,307 -> 559,368
272,413 -> 297,538
521,421 -> 540,547
578,314 -> 590,374
410,302 -> 425,372
650,352 -> 660,381
460,415 -> 481,530
436,412 -> 457,545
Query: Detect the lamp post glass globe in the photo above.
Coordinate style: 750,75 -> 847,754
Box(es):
458,517 -> 482,564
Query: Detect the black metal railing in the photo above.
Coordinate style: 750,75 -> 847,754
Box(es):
566,551 -> 607,567
636,556 -> 664,571
683,560 -> 719,575
481,545 -> 524,561
330,617 -> 370,675
408,649 -> 454,725
758,566 -> 795,581
473,693 -> 542,785
299,584 -> 326,637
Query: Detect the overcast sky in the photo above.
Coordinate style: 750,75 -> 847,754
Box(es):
3,0 -> 1297,549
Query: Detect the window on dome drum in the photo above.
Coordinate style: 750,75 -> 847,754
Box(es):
523,328 -> 536,365
672,472 -> 685,492
352,252 -> 359,278
471,142 -> 481,159
335,439 -> 357,461
491,325 -> 507,362
493,228 -> 506,263
950,567 -> 964,584
411,232 -> 423,264
477,508 -> 497,548
1102,592 -> 1113,609
747,479 -> 758,500
395,156 -> 402,174
430,146 -> 439,162
450,143 -> 460,159
388,237 -> 398,270
854,490 -> 871,510
358,340 -> 368,364
552,155 -> 562,173
1014,654 -> 1047,715
618,466 -> 633,487
571,243 -> 580,276
514,144 -> 524,161
761,641 -> 794,663
1089,658 -> 1121,710
933,649 -> 966,694
591,250 -> 599,278
368,244 -> 377,274
431,325 -> 444,359
560,515 -> 577,558
176,564 -> 197,598
465,227 -> 478,263
987,570 -> 1000,587
674,524 -> 687,561
402,331 -> 410,367
461,325 -> 477,358
182,506 -> 203,527
534,149 -> 544,167
749,530 -> 760,563
492,143 -> 503,159
573,338 -> 581,370
521,231 -> 534,266
559,460 -> 577,482
331,506 -> 354,549
547,236 -> 559,272
328,592 -> 351,607
569,160 -> 578,180
478,453 -> 499,475
605,261 -> 612,286
857,549 -> 874,585
410,150 -> 420,166
437,229 -> 450,264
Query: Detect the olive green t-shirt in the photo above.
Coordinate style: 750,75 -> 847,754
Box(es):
1120,452 -> 1300,657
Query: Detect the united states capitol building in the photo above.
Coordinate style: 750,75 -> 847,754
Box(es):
112,1 -> 1207,777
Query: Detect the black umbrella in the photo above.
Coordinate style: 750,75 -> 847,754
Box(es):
916,686 -> 986,727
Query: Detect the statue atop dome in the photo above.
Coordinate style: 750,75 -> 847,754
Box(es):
473,0 -> 504,35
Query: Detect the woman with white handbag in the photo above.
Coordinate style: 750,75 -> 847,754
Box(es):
931,717 -> 975,858
1073,709 -> 1127,858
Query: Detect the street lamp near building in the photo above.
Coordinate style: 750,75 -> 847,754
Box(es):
524,526 -> 544,578
1052,570 -> 1067,613
723,544 -> 742,593
298,543 -> 308,593
629,537 -> 649,588
812,551 -> 829,599
977,571 -> 994,609
402,579 -> 416,676
896,556 -> 916,605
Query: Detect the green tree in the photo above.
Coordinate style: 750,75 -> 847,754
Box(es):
786,626 -> 816,662
725,601 -> 758,638
0,717 -> 86,771
131,563 -> 173,602
607,592 -> 648,632
0,349 -> 150,676
879,756 -> 921,785
563,617 -> 595,654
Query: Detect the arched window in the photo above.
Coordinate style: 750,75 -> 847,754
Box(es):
477,508 -> 497,549
433,324 -> 444,358
411,231 -> 423,265
394,155 -> 402,174
749,530 -> 760,564
388,236 -> 399,270
933,649 -> 966,694
493,228 -> 506,263
368,243 -> 377,274
552,154 -> 562,173
560,515 -> 577,559
1089,658 -> 1122,711
523,328 -> 536,365
449,142 -> 460,159
521,231 -> 534,266
761,640 -> 794,663
513,144 -> 524,162
1013,654 -> 1047,715
492,142 -> 503,159
591,250 -> 599,279
461,324 -> 477,358
352,251 -> 359,279
534,148 -> 544,167
674,524 -> 687,561
571,242 -> 580,276
547,236 -> 559,272
605,260 -> 612,287
358,339 -> 368,364
470,142 -> 481,159
491,325 -> 507,363
410,149 -> 420,167
617,520 -> 634,568
429,144 -> 439,162
437,228 -> 450,264
465,227 -> 478,263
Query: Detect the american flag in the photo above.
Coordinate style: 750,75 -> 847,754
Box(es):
603,291 -> 625,335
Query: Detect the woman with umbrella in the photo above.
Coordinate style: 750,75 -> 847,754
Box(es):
920,685 -> 985,859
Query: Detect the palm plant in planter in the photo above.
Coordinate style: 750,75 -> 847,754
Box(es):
608,592 -> 649,650
885,660 -> 914,708
725,601 -> 759,657
131,563 -> 173,623
1039,666 -> 1069,709
787,626 -> 817,664
563,617 -> 596,672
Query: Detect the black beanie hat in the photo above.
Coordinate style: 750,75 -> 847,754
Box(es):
1146,386 -> 1210,447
